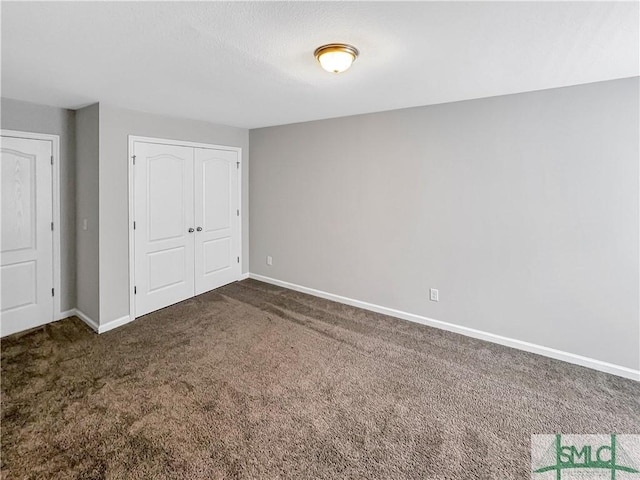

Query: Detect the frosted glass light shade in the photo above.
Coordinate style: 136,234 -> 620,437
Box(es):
314,44 -> 359,73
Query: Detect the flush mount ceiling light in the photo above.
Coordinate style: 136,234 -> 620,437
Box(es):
314,43 -> 359,73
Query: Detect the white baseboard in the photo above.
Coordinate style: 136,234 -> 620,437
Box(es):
74,309 -> 99,332
248,273 -> 639,381
70,309 -> 132,334
239,272 -> 250,280
55,309 -> 76,321
98,315 -> 132,333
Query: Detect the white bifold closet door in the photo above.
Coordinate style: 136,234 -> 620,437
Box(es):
134,141 -> 240,317
134,142 -> 195,317
194,148 -> 240,295
1,136 -> 53,336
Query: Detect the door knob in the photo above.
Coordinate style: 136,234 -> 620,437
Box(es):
188,228 -> 194,233
196,227 -> 202,231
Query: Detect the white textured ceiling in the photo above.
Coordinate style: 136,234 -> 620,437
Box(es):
2,1 -> 638,129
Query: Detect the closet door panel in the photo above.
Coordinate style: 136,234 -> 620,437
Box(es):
134,142 -> 195,317
194,148 -> 240,295
1,136 -> 53,336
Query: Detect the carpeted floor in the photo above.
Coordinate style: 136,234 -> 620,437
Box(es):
1,279 -> 639,479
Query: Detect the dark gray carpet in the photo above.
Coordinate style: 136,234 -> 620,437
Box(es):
2,279 -> 639,479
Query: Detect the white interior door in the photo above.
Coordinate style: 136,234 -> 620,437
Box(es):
134,142 -> 195,317
1,136 -> 53,336
194,148 -> 240,295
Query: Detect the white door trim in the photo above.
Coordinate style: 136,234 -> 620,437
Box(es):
127,135 -> 243,325
1,129 -> 62,322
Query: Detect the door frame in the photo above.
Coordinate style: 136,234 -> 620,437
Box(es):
1,129 -> 62,323
127,135 -> 243,323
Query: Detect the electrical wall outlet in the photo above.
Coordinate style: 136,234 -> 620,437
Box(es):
266,255 -> 273,266
430,288 -> 439,302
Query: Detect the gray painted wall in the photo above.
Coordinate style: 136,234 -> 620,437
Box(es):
1,98 -> 77,313
249,78 -> 640,370
98,105 -> 249,325
75,104 -> 100,321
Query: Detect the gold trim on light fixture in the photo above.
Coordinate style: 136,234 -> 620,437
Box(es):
314,43 -> 359,73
